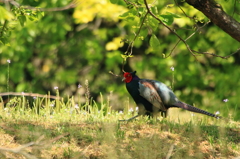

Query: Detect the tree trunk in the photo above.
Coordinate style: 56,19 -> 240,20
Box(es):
185,0 -> 240,42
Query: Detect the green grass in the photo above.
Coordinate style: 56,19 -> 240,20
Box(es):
0,95 -> 239,159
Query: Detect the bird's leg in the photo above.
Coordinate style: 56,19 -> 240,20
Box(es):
160,110 -> 168,118
119,114 -> 139,122
145,111 -> 152,119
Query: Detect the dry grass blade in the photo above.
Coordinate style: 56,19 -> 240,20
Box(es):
0,136 -> 44,159
0,133 -> 69,158
166,144 -> 175,159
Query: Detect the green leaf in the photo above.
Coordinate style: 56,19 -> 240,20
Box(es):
150,34 -> 160,51
147,17 -> 159,31
138,0 -> 155,4
119,9 -> 137,19
121,54 -> 127,59
167,4 -> 175,7
167,12 -> 181,18
37,11 -> 45,18
139,28 -> 148,39
152,6 -> 158,15
160,14 -> 174,25
0,37 -> 10,46
121,54 -> 134,61
0,6 -> 14,20
109,0 -> 119,4
18,15 -> 26,27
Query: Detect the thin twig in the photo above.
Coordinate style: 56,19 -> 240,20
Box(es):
0,20 -> 8,38
23,1 -> 79,12
109,71 -> 122,77
185,20 -> 211,41
48,133 -> 69,144
0,136 -> 43,159
1,0 -> 79,12
125,11 -> 149,56
121,8 -> 149,72
174,0 -> 197,21
123,0 -> 139,8
232,0 -> 237,17
192,48 -> 240,59
0,133 -> 69,159
224,48 -> 240,58
0,92 -> 61,100
166,20 -> 210,57
143,0 -> 239,59
1,0 -> 12,10
165,39 -> 181,58
143,0 -> 197,58
122,58 -> 126,73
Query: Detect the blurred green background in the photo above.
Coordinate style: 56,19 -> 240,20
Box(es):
0,0 -> 239,119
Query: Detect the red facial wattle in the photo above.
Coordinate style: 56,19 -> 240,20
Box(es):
123,72 -> 132,83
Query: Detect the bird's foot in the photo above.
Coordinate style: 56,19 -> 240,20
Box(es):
119,115 -> 139,122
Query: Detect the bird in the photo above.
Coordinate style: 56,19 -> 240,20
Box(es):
121,71 -> 220,121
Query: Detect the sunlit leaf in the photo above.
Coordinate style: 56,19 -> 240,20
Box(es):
139,28 -> 148,39
150,34 -> 160,51
73,0 -> 127,23
106,37 -> 123,51
147,17 -> 159,31
167,4 -> 175,7
138,0 -> 155,4
119,9 -> 137,19
18,16 -> 26,27
37,11 -> 45,18
0,6 -> 14,20
152,6 -> 158,15
167,12 -> 181,18
121,54 -> 128,61
160,14 -> 174,25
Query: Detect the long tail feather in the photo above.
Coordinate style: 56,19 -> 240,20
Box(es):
173,101 -> 220,119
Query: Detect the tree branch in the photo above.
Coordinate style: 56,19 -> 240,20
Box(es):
144,0 -> 239,59
0,92 -> 61,100
125,12 -> 149,56
185,0 -> 240,42
0,0 -> 79,12
143,0 -> 198,58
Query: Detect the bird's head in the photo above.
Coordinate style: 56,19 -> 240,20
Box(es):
122,71 -> 137,83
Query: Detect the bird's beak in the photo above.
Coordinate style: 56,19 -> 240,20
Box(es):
122,77 -> 126,81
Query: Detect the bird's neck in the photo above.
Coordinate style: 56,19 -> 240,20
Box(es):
132,75 -> 140,81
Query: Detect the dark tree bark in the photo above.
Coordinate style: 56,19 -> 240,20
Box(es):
185,0 -> 240,42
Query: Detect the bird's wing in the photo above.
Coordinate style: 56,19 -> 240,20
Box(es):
151,80 -> 179,105
138,80 -> 167,111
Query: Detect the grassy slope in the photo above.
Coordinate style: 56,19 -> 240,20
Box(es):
0,97 -> 239,159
